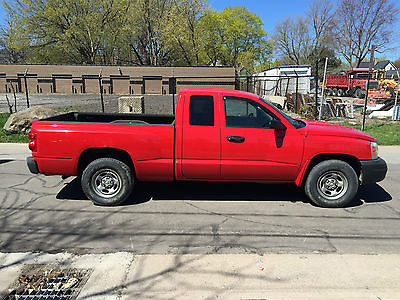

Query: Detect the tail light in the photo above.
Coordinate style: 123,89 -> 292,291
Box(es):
28,132 -> 37,151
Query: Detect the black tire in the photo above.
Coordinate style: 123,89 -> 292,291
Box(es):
305,160 -> 358,208
81,158 -> 134,206
355,88 -> 363,99
337,88 -> 344,97
332,88 -> 338,96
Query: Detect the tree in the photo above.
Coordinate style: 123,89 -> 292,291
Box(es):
119,0 -> 172,66
333,0 -> 399,67
307,0 -> 335,55
273,16 -> 310,65
1,0 -> 273,69
394,57 -> 400,69
199,6 -> 273,71
2,0 -> 130,64
273,0 -> 336,67
159,0 -> 208,66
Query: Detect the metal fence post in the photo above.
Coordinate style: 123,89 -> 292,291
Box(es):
314,60 -> 319,120
24,68 -> 30,108
294,70 -> 299,113
169,77 -> 176,115
98,69 -> 105,112
362,45 -> 375,131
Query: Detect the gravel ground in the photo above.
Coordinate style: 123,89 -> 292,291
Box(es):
0,93 -> 176,115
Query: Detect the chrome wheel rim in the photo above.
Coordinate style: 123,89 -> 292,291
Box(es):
317,171 -> 348,200
92,169 -> 122,198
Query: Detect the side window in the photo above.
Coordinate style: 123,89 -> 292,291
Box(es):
224,97 -> 274,128
189,95 -> 214,126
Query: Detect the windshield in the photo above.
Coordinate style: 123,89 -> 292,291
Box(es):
259,97 -> 306,129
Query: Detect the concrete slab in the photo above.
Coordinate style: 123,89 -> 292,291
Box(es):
0,143 -> 29,161
1,252 -> 400,300
124,254 -> 400,299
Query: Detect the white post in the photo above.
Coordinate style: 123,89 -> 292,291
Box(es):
393,69 -> 400,120
318,57 -> 328,120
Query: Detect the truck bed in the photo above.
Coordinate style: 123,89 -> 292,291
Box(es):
40,112 -> 175,125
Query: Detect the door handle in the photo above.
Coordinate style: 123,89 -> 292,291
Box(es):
227,136 -> 245,143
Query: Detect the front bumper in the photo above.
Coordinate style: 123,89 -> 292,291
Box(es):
26,156 -> 39,174
360,157 -> 387,184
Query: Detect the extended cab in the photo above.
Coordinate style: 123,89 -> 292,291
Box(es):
27,88 -> 387,208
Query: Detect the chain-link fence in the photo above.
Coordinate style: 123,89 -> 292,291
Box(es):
2,71 -> 382,121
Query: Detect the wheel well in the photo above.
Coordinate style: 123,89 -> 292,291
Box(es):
302,153 -> 361,186
77,148 -> 134,175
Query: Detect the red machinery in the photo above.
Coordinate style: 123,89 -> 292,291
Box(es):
325,70 -> 380,99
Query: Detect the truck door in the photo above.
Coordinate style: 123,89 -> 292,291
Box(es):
220,95 -> 303,181
181,93 -> 221,179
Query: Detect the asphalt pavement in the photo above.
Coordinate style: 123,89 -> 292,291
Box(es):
1,143 -> 400,298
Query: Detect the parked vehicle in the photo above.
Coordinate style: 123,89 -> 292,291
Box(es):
326,70 -> 380,98
27,88 -> 387,208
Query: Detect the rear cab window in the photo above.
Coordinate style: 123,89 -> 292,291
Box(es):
189,95 -> 214,126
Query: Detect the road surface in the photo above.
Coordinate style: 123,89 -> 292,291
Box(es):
1,144 -> 399,255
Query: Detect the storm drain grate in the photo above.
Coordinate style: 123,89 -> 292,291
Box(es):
3,265 -> 92,300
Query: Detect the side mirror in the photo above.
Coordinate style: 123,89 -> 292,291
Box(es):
269,119 -> 286,130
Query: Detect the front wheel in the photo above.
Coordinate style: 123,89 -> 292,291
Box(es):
81,158 -> 134,206
305,160 -> 358,208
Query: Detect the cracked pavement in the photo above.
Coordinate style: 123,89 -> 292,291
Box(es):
1,144 -> 400,299
1,143 -> 399,255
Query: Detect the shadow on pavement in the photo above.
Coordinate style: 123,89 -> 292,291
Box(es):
56,178 -> 392,208
354,183 -> 392,205
0,159 -> 14,165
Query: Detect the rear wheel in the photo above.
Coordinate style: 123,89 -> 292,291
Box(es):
355,88 -> 363,99
305,160 -> 358,208
81,158 -> 134,206
332,88 -> 338,96
337,88 -> 344,97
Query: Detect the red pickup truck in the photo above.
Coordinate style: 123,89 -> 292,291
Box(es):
27,88 -> 387,208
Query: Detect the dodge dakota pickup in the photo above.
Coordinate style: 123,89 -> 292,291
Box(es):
27,88 -> 387,208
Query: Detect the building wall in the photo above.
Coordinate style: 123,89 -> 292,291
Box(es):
0,64 -> 236,94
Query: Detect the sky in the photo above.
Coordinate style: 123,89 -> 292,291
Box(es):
0,0 -> 399,61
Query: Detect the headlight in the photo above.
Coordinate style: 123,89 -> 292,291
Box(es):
371,141 -> 378,159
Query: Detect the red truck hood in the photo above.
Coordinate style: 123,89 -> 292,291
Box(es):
302,120 -> 375,141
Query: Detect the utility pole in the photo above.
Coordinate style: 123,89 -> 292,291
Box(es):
361,45 -> 375,131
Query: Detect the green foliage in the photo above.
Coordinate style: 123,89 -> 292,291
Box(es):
308,47 -> 342,76
159,0 -> 208,65
199,6 -> 273,71
1,0 -> 273,69
298,104 -> 314,119
2,0 -> 131,64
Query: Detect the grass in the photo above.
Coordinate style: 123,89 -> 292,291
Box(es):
0,113 -> 30,143
0,106 -> 84,143
340,122 -> 400,145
